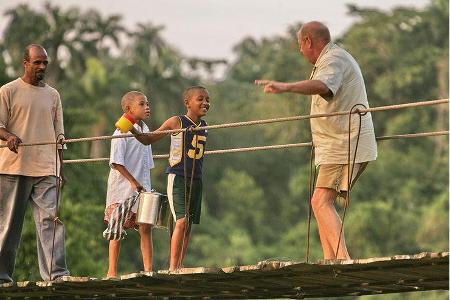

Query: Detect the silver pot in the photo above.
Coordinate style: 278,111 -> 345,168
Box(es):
136,192 -> 171,229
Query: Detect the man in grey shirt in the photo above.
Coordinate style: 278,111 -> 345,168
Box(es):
0,44 -> 69,282
255,21 -> 377,260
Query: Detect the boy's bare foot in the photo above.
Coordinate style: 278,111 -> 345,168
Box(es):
105,273 -> 118,279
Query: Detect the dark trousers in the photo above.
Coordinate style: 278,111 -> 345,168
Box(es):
0,175 -> 69,282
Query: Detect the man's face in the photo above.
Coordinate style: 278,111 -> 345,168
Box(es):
297,31 -> 314,64
24,47 -> 48,83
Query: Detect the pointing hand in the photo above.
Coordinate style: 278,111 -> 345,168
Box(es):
254,80 -> 285,94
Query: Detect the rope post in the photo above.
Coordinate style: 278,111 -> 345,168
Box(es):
49,133 -> 65,281
335,104 -> 367,259
175,125 -> 199,270
306,145 -> 316,263
177,127 -> 189,271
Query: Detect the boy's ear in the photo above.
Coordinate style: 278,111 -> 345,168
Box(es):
183,98 -> 189,107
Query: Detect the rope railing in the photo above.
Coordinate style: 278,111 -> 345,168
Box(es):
62,130 -> 449,164
375,130 -> 449,140
1,99 -> 447,149
191,99 -> 448,132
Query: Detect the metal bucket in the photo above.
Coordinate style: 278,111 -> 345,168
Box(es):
136,192 -> 171,229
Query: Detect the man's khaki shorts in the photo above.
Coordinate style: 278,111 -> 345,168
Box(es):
315,162 -> 368,197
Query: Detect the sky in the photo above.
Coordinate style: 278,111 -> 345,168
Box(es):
0,0 -> 430,60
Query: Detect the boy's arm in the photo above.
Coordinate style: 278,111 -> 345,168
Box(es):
112,163 -> 144,192
131,116 -> 180,145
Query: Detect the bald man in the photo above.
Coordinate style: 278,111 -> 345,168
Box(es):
255,21 -> 377,260
0,44 -> 69,282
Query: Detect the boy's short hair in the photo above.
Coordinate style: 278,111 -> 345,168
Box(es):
183,86 -> 208,100
121,91 -> 146,112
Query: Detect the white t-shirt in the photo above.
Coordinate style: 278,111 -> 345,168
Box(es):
310,43 -> 377,165
105,122 -> 154,212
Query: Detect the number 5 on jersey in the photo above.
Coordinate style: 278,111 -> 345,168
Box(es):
187,135 -> 207,159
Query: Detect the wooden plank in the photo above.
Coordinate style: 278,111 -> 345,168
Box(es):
0,252 -> 447,299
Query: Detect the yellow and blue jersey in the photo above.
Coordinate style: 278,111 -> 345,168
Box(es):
166,115 -> 207,179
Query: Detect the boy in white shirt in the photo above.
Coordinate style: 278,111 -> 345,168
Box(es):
104,91 -> 154,278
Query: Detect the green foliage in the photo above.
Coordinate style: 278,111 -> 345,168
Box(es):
1,2 -> 448,299
416,192 -> 449,251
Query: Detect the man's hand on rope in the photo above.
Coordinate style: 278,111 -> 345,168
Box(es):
254,80 -> 287,94
5,133 -> 22,153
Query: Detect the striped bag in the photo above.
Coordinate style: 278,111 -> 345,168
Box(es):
103,191 -> 140,240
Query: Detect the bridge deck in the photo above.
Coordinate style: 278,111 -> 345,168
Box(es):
0,252 -> 448,299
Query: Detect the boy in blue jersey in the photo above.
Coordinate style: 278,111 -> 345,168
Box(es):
131,86 -> 210,271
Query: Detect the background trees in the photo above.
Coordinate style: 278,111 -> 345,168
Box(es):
0,1 -> 447,299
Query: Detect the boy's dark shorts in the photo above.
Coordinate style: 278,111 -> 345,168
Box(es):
167,174 -> 202,224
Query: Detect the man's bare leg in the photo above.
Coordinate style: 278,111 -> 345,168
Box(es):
311,187 -> 350,260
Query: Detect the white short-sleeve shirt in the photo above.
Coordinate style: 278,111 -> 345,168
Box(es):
310,43 -> 377,165
106,122 -> 154,212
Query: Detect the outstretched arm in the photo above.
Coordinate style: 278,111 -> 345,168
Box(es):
254,79 -> 331,97
131,116 -> 180,145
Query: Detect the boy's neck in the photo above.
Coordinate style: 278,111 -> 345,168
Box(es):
130,117 -> 144,130
128,113 -> 141,123
186,112 -> 201,124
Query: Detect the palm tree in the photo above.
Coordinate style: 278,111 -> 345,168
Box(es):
1,4 -> 48,75
126,22 -> 190,119
81,10 -> 126,55
129,22 -> 168,75
40,2 -> 84,85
